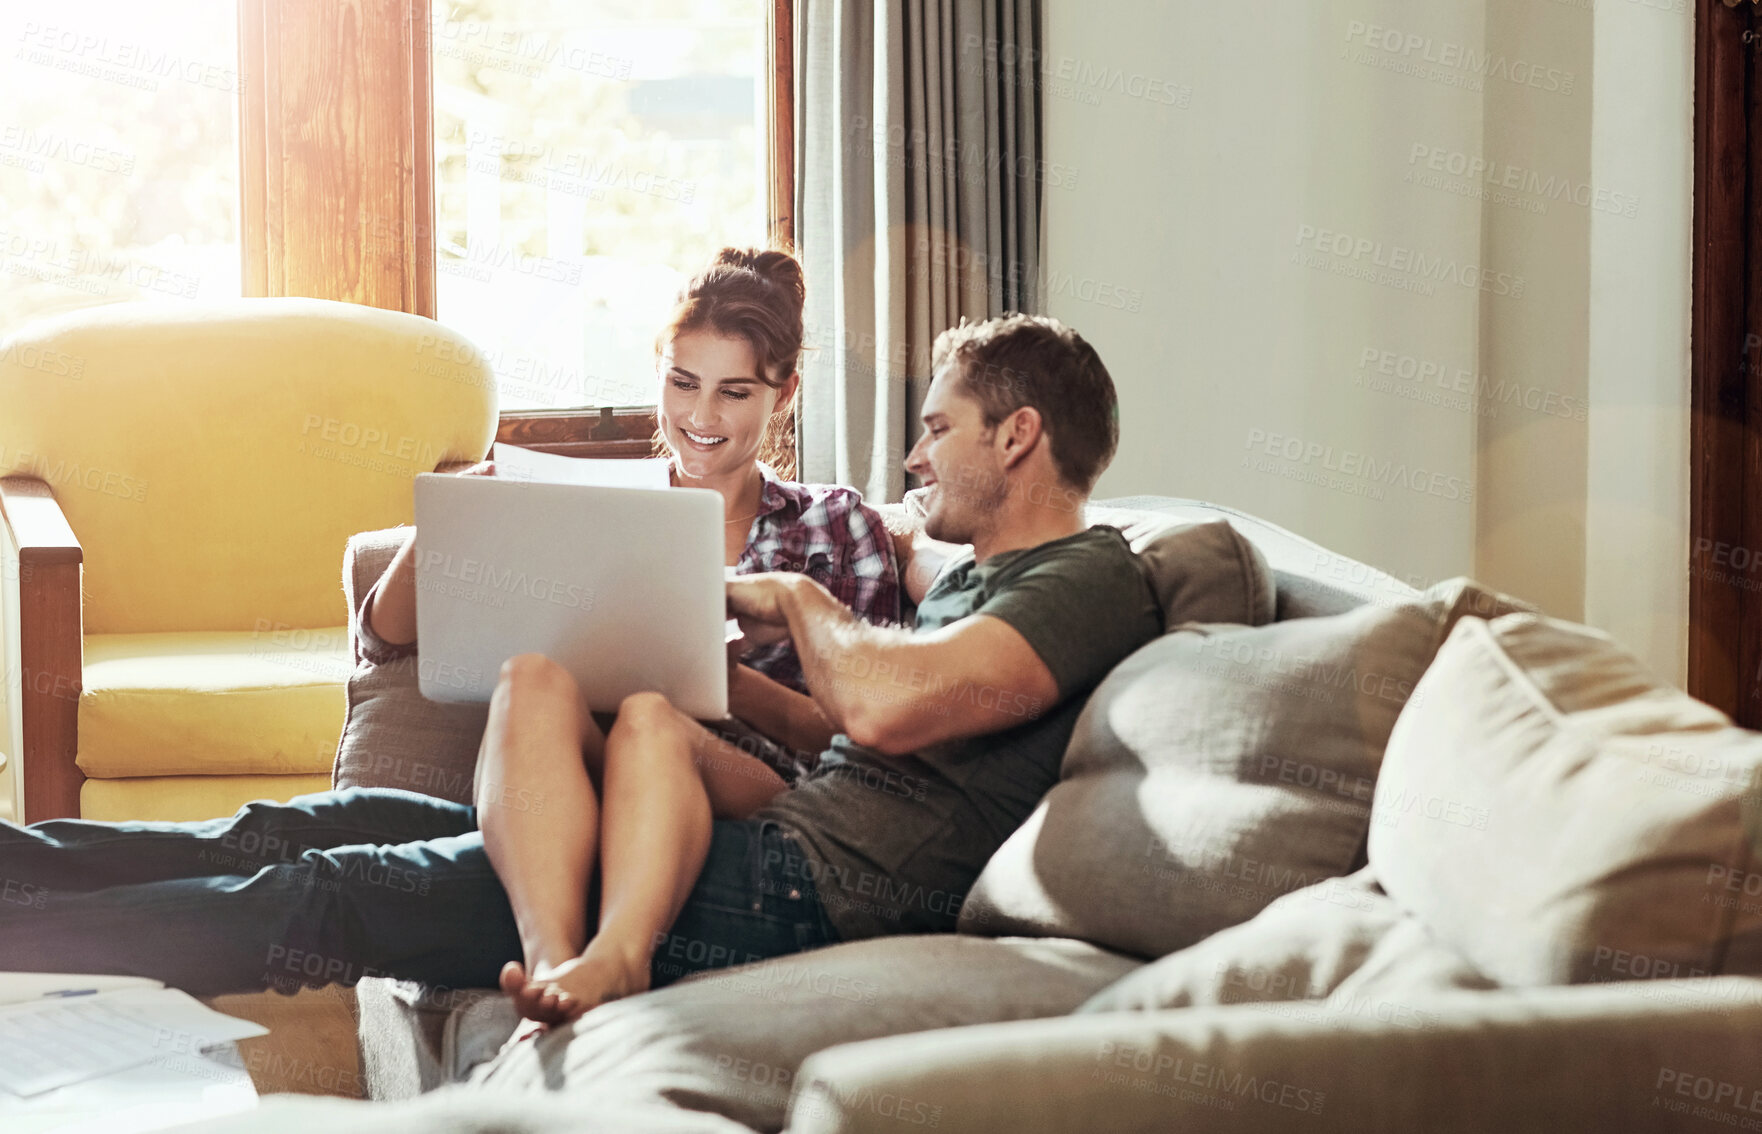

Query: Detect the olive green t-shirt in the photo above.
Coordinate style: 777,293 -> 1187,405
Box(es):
755,525 -> 1162,941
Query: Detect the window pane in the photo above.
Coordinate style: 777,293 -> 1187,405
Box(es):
433,0 -> 767,411
0,2 -> 241,332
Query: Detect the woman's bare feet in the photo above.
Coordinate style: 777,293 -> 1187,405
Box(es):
500,938 -> 652,1024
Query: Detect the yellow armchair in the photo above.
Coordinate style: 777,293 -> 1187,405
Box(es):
0,298 -> 497,821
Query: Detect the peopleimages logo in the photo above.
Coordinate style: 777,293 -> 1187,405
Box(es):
0,125 -> 134,174
959,36 -> 1193,107
1356,347 -> 1587,422
1295,225 -> 1526,298
1244,428 -> 1474,503
413,549 -> 596,611
1343,20 -> 1576,95
1406,144 -> 1638,219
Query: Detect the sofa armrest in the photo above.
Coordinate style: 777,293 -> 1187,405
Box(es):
788,978 -> 1762,1134
0,476 -> 83,821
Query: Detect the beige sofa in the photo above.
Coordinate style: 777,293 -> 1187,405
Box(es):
179,496 -> 1762,1134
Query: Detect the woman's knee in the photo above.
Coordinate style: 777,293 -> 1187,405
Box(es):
611,691 -> 689,738
495,653 -> 577,705
492,654 -> 600,737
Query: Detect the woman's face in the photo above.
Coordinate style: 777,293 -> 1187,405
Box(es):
657,329 -> 797,482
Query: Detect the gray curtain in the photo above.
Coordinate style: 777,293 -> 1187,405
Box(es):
795,0 -> 1043,502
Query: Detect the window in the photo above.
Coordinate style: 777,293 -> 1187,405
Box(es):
0,0 -> 241,332
431,0 -> 770,412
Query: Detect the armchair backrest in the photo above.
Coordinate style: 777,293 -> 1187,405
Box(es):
0,298 -> 498,633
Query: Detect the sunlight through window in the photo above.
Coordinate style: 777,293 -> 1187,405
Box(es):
432,0 -> 768,411
0,1 -> 241,331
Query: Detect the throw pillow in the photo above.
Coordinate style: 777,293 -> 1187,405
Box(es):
1076,867 -> 1407,1012
1370,612 -> 1762,985
957,578 -> 1530,960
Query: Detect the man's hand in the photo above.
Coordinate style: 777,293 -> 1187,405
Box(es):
726,574 -> 798,647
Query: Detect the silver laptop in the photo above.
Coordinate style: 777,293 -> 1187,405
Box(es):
411,474 -> 728,719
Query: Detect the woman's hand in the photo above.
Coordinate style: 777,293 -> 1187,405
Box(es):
728,662 -> 838,757
456,459 -> 496,478
726,631 -> 752,698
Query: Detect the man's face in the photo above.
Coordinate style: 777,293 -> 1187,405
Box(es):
904,366 -> 1006,544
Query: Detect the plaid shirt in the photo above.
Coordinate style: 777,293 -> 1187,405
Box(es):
736,465 -> 902,694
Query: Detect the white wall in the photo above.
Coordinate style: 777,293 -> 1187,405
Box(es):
1042,0 -> 1693,683
1473,0 -> 1591,620
1584,0 -> 1693,685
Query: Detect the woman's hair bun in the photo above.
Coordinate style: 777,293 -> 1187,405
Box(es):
713,247 -> 805,313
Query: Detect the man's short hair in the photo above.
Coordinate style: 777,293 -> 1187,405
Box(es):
930,314 -> 1119,491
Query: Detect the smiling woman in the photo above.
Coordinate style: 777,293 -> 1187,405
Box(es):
0,0 -> 241,332
656,247 -> 804,482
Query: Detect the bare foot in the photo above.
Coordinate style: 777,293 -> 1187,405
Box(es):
500,960 -> 580,1026
500,940 -> 650,1024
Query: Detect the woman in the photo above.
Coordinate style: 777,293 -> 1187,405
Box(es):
359,248 -> 901,1023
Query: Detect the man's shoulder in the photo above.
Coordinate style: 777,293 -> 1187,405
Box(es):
925,526 -> 1138,601
990,525 -> 1137,578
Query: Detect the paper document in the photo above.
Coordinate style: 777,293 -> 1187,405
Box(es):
0,1047 -> 256,1134
492,442 -> 669,489
0,985 -> 266,1098
0,974 -> 159,1010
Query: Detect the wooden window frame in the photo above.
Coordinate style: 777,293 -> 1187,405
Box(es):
241,0 -> 797,466
238,0 -> 437,317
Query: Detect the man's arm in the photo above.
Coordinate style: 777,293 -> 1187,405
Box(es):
729,574 -> 1058,758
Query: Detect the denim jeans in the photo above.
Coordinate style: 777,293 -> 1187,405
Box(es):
0,788 -> 839,997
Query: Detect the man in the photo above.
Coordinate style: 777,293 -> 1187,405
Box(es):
0,314 -> 1162,1014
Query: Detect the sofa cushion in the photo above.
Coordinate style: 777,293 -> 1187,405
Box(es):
1094,495 -> 1422,619
1092,514 -> 1275,631
787,979 -> 1762,1134
332,528 -> 488,802
1075,868 -> 1408,1012
957,579 -> 1530,960
78,629 -> 349,778
891,493 -> 1278,632
80,774 -> 335,823
355,935 -> 1139,1127
1076,865 -> 1496,1020
1371,612 -> 1762,986
1319,916 -> 1500,1019
908,488 -> 1418,620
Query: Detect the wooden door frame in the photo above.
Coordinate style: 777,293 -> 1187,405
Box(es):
1690,0 -> 1757,721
